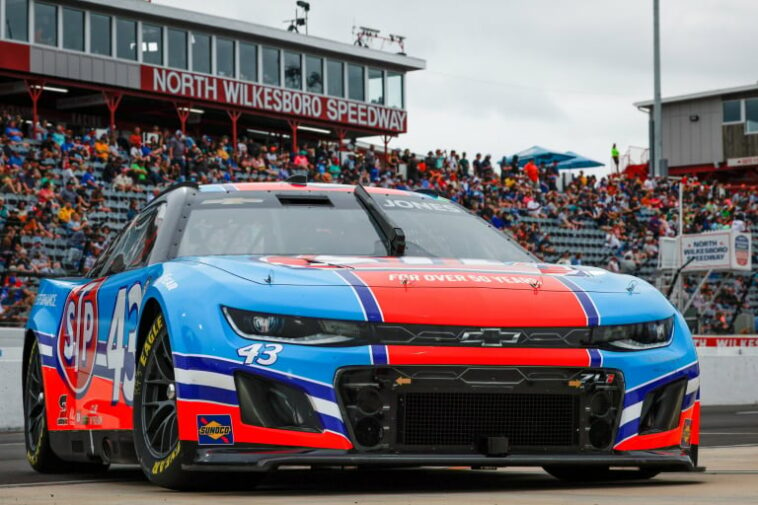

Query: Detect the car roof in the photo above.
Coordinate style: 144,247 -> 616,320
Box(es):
197,182 -> 434,198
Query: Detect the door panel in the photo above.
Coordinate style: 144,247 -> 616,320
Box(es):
46,202 -> 167,432
48,268 -> 150,431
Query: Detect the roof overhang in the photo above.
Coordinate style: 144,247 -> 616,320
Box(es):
68,0 -> 426,72
634,83 -> 758,109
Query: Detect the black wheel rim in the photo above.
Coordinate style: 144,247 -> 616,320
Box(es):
24,345 -> 45,452
140,330 -> 179,459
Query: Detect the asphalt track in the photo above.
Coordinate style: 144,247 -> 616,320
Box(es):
1,405 -> 757,504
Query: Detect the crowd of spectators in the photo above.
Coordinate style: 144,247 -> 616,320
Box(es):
1,110 -> 756,330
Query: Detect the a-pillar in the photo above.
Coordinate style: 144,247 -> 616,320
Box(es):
24,80 -> 44,139
174,102 -> 192,134
102,91 -> 123,133
287,120 -> 301,154
227,109 -> 242,153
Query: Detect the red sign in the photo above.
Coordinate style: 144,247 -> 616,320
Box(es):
140,66 -> 407,133
0,41 -> 30,73
56,279 -> 104,395
694,335 -> 758,347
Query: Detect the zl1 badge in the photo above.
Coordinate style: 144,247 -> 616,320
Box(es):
197,415 -> 234,445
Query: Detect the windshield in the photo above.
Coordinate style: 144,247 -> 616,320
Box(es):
176,190 -> 532,262
373,194 -> 533,262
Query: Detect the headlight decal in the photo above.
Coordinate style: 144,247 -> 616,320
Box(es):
223,306 -> 368,345
590,317 -> 674,351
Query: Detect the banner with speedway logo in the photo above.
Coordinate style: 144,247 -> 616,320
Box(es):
678,230 -> 752,272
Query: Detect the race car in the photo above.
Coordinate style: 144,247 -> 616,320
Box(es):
23,181 -> 700,489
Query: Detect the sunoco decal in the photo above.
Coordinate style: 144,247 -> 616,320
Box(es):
197,415 -> 234,445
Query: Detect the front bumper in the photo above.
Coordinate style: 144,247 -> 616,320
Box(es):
185,446 -> 696,472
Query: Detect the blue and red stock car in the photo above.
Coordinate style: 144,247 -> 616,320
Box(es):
23,182 -> 700,489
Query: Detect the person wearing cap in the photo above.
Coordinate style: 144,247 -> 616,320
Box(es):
94,135 -> 109,161
129,127 -> 142,148
293,150 -> 309,168
58,201 -> 75,223
81,164 -> 98,189
169,130 -> 187,175
65,220 -> 88,272
60,180 -> 78,205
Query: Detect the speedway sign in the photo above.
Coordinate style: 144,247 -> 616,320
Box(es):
679,230 -> 752,272
141,66 -> 407,133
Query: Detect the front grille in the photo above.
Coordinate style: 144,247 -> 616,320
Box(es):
398,392 -> 578,447
372,325 -> 591,347
338,366 -> 623,454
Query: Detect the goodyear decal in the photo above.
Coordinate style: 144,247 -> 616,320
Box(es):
197,415 -> 234,445
151,442 -> 181,475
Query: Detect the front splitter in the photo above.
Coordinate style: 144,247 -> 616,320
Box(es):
184,448 -> 695,473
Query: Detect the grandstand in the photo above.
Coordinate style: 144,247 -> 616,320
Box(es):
0,1 -> 756,333
2,111 -> 756,331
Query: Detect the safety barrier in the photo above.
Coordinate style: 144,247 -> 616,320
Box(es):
1,328 -> 757,431
0,327 -> 24,431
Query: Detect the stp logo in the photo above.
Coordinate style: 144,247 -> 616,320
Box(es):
56,279 -> 104,395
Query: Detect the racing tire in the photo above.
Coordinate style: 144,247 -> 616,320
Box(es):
543,465 -> 660,482
23,339 -> 109,473
132,313 -> 264,490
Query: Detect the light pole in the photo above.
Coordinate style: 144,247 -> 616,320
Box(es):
652,0 -> 664,177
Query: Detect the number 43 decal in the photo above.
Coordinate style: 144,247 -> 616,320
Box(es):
237,343 -> 283,366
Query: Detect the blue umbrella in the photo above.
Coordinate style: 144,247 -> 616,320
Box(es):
505,146 -> 576,167
555,151 -> 604,170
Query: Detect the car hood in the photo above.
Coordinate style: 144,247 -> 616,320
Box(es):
172,255 -> 670,327
178,255 -> 641,294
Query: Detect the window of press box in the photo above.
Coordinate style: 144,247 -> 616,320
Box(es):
387,72 -> 404,108
326,60 -> 344,97
142,24 -> 163,65
90,13 -> 111,56
305,55 -> 323,94
262,47 -> 280,86
347,64 -> 364,101
368,68 -> 384,105
723,100 -> 742,123
116,18 -> 137,60
5,0 -> 28,42
217,38 -> 235,77
62,8 -> 84,51
284,51 -> 302,90
192,32 -> 211,74
168,28 -> 187,70
34,2 -> 57,47
745,99 -> 758,134
239,42 -> 257,82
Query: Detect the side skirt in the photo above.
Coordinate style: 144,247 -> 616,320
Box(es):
49,430 -> 137,465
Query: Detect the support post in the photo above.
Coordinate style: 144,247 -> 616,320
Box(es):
227,109 -> 242,153
335,128 -> 347,152
652,0 -> 663,177
287,120 -> 300,154
382,135 -> 393,169
24,80 -> 45,139
174,102 -> 192,134
102,91 -> 123,133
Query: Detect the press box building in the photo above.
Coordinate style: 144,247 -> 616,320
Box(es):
0,0 -> 425,149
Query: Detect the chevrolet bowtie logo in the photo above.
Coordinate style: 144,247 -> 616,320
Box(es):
461,329 -> 522,346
